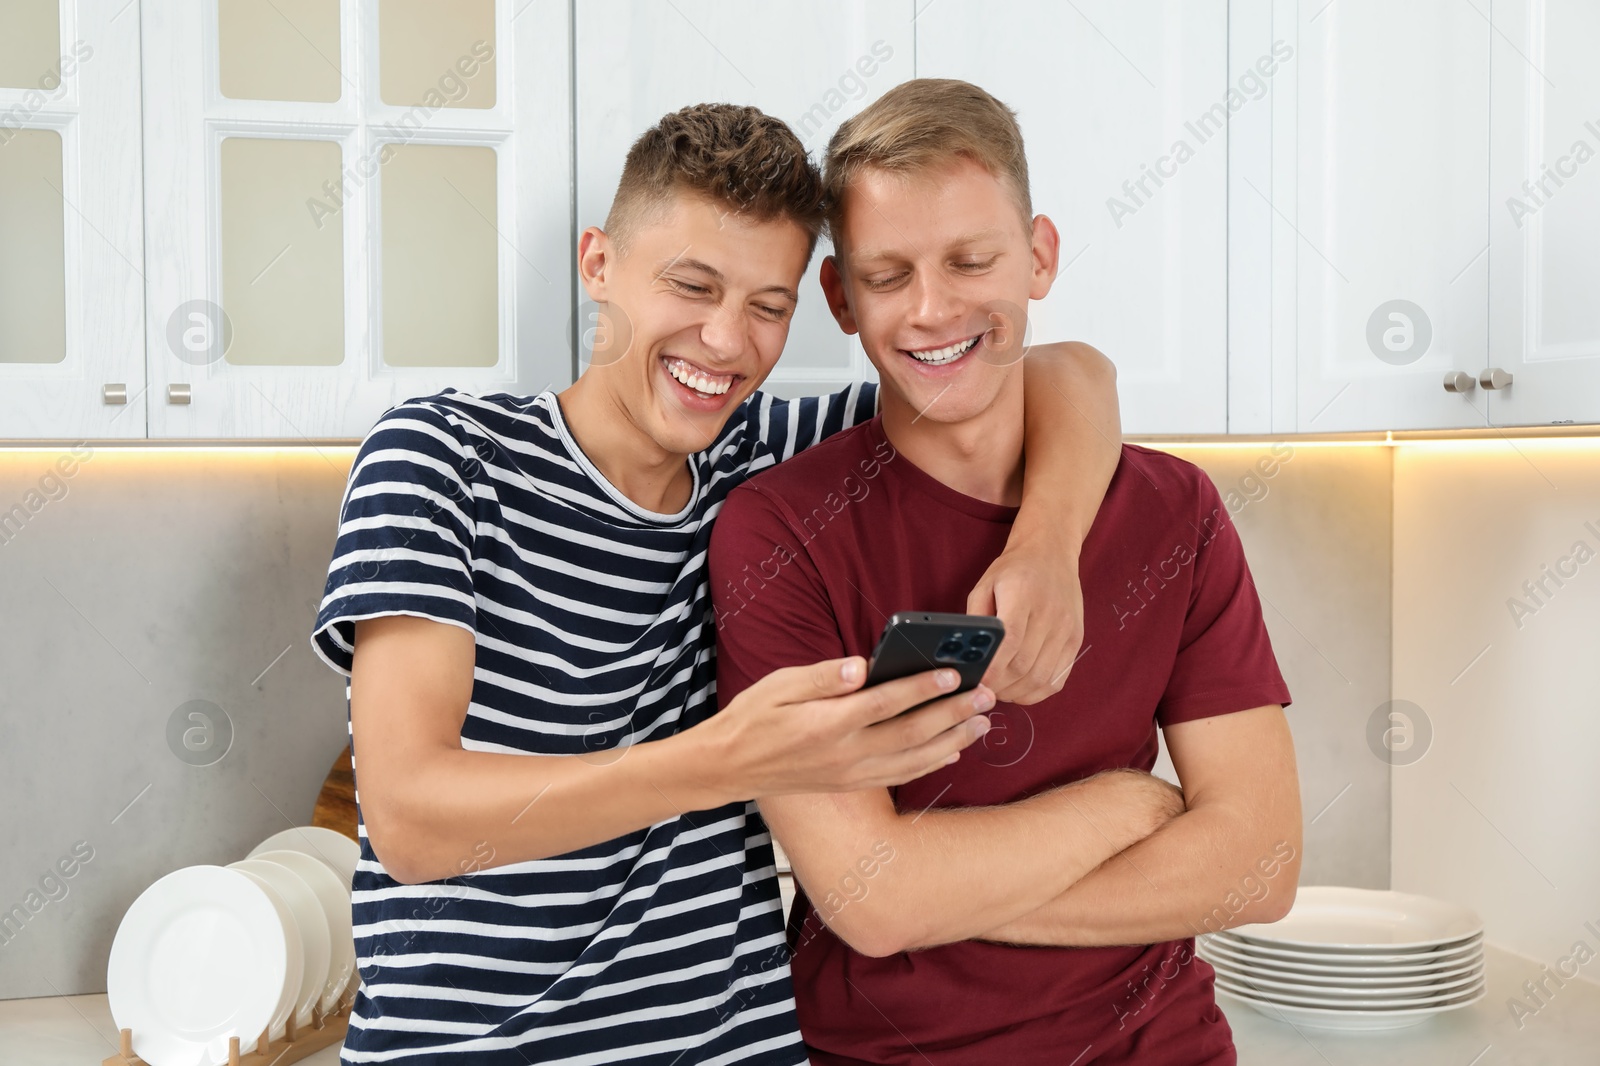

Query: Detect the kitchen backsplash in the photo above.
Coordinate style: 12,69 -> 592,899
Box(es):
1,435 -> 1399,998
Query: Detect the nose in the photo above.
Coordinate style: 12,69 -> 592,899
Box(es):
904,265 -> 964,334
699,301 -> 752,364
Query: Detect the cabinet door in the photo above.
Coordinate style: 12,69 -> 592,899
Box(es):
0,1 -> 145,439
574,1 -> 914,400
918,0 -> 1229,435
1291,0 -> 1490,431
1487,0 -> 1600,427
140,0 -> 571,439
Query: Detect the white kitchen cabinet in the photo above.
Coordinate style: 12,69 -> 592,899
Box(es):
918,0 -> 1230,435
1486,0 -> 1600,427
1282,0 -> 1492,433
138,0 -> 572,439
573,0 -> 915,399
0,1 -> 146,440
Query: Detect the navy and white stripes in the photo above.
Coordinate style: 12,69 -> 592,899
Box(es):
311,384 -> 876,1064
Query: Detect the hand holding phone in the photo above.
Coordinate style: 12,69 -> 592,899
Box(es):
864,612 -> 1006,712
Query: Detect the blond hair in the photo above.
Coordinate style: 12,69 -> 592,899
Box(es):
823,79 -> 1032,240
606,103 -> 825,255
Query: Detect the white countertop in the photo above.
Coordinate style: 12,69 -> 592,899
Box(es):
3,946 -> 1595,1065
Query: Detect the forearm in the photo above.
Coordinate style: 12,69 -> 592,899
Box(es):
369,730 -> 727,883
767,770 -> 1173,957
1016,341 -> 1122,546
983,802 -> 1302,948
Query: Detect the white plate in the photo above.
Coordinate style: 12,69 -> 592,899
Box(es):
1215,970 -> 1486,1011
107,866 -> 289,1066
1201,933 -> 1484,976
229,868 -> 304,1044
1216,979 -> 1488,1031
1209,959 -> 1483,999
1208,929 -> 1482,967
249,827 -> 360,891
1226,886 -> 1483,951
230,859 -> 329,1029
1200,940 -> 1484,985
252,849 -> 356,1013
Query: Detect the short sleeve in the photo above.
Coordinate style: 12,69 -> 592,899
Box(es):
746,382 -> 879,465
1156,475 -> 1292,727
310,402 -> 480,676
709,483 -> 848,709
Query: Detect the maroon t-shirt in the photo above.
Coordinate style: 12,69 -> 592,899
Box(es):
710,417 -> 1291,1066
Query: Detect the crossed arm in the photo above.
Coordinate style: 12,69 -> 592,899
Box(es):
979,704 -> 1302,948
757,704 -> 1300,957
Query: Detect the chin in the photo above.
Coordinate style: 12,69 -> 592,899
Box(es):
648,387 -> 745,455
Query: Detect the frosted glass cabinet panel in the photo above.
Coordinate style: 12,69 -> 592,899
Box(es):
0,129 -> 66,364
381,144 -> 499,368
141,0 -> 572,438
219,138 -> 346,366
218,0 -> 342,103
379,0 -> 496,109
0,0 -> 59,90
0,3 -> 146,438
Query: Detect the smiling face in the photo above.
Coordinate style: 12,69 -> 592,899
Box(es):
577,190 -> 812,456
821,156 -> 1059,428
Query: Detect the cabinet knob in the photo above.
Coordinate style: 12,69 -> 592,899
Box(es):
1442,371 -> 1476,394
1479,367 -> 1513,390
167,383 -> 192,405
103,383 -> 128,405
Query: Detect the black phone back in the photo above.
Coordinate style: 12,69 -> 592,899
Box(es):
863,611 -> 1006,695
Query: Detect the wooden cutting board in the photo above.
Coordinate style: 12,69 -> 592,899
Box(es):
311,744 -> 359,842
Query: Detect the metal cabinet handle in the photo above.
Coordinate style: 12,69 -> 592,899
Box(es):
1479,367 -> 1513,390
1443,371 -> 1476,394
167,383 -> 192,405
103,383 -> 128,405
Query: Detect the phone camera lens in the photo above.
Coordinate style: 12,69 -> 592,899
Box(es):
959,647 -> 986,663
969,633 -> 993,648
935,640 -> 964,661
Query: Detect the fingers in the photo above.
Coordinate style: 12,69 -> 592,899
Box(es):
759,656 -> 869,705
965,573 -> 997,618
833,667 -> 962,726
865,694 -> 994,787
874,686 -> 994,754
986,599 -> 1040,700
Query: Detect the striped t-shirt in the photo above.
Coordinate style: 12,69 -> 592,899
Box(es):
311,384 -> 877,1064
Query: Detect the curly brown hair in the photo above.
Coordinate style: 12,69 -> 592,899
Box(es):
604,103 -> 825,257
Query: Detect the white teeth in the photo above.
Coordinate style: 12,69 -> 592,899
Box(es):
665,358 -> 733,396
906,336 -> 980,365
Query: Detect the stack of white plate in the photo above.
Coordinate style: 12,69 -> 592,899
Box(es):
1200,886 -> 1486,1031
107,826 -> 362,1066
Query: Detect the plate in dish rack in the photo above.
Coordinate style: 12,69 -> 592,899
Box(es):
107,865 -> 289,1065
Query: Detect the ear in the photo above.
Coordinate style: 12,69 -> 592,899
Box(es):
1028,214 -> 1061,302
577,226 -> 611,302
819,255 -> 859,335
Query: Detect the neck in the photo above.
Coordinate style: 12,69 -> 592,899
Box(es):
556,371 -> 693,513
879,382 -> 1026,507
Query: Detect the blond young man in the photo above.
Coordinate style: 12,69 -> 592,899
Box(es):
313,103 -> 1126,1064
712,81 -> 1302,1065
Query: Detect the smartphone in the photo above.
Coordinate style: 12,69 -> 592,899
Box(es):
863,611 -> 1006,711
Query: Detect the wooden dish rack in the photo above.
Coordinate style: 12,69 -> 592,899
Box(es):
102,991 -> 353,1066
107,756 -> 362,1065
